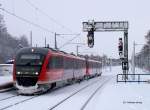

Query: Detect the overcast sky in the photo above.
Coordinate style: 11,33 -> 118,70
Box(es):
1,0 -> 150,58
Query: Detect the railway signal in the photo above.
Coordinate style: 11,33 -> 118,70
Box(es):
85,20 -> 95,48
87,28 -> 94,48
83,20 -> 129,81
118,37 -> 123,58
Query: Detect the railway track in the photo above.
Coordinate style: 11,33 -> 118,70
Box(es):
0,87 -> 62,110
0,89 -> 18,101
0,94 -> 19,102
0,76 -> 107,110
0,80 -> 78,110
0,95 -> 38,110
48,76 -> 111,110
80,78 -> 111,110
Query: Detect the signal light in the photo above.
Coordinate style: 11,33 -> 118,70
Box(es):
87,29 -> 94,48
118,38 -> 123,58
87,35 -> 94,48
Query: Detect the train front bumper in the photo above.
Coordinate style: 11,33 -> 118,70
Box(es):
15,82 -> 42,94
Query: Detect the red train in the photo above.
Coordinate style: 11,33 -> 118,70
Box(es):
13,47 -> 102,94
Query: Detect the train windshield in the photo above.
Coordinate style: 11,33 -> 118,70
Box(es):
20,54 -> 41,60
16,54 -> 44,66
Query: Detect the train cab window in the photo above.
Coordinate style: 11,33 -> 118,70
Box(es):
20,54 -> 40,60
16,54 -> 44,66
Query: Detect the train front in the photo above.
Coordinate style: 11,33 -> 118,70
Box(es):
13,47 -> 48,94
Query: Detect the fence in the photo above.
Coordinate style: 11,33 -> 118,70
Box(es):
117,74 -> 150,83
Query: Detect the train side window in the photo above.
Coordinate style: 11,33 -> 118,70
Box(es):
69,59 -> 72,69
71,59 -> 74,69
73,60 -> 76,69
76,60 -> 78,69
64,58 -> 72,69
49,57 -> 54,68
68,59 -> 70,69
57,56 -> 63,68
49,56 -> 63,69
64,58 -> 66,69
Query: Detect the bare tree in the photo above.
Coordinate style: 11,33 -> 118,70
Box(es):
0,13 -> 29,63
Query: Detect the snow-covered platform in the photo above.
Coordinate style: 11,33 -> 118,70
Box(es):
0,64 -> 13,85
0,64 -> 13,91
0,76 -> 12,85
0,74 -> 13,92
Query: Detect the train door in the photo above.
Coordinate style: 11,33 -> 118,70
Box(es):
86,60 -> 89,76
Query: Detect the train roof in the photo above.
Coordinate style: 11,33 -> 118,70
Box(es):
16,47 -> 101,62
88,59 -> 102,63
16,47 -> 84,60
16,47 -> 49,55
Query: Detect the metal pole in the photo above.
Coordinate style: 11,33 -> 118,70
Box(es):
76,45 -> 79,56
30,31 -> 32,47
133,41 -> 135,79
55,32 -> 57,49
45,37 -> 46,47
123,30 -> 129,80
109,58 -> 112,71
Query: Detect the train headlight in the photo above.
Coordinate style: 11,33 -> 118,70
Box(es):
35,72 -> 39,75
17,72 -> 21,74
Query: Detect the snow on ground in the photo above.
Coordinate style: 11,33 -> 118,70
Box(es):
1,66 -> 150,110
3,76 -> 109,110
85,66 -> 150,110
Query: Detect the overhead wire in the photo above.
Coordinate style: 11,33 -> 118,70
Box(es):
59,34 -> 81,49
24,0 -> 82,46
24,0 -> 74,33
0,7 -> 55,34
1,1 -> 82,49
